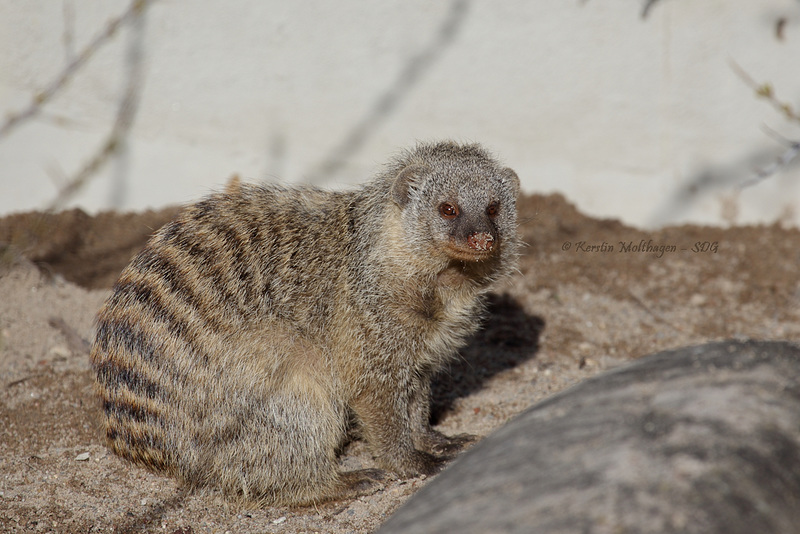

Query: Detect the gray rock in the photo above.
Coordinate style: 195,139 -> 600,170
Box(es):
379,340 -> 800,534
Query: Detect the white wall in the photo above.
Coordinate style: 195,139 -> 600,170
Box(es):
1,0 -> 799,228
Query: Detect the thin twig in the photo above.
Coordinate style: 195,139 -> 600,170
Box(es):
627,289 -> 686,333
730,60 -> 800,187
641,0 -> 663,19
304,0 -> 470,183
48,316 -> 92,354
45,0 -> 150,211
729,59 -> 800,123
740,141 -> 800,188
62,0 -> 76,64
0,0 -> 149,139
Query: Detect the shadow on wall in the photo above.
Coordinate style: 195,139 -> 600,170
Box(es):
648,144 -> 800,227
303,0 -> 472,184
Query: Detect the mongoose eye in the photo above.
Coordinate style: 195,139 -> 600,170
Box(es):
486,202 -> 499,218
439,202 -> 459,219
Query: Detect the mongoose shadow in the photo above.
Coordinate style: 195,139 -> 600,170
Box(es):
430,293 -> 544,424
106,492 -> 187,534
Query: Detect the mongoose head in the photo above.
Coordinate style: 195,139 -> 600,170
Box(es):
390,142 -> 520,267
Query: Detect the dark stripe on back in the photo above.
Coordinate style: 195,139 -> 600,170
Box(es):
106,426 -> 170,469
160,220 -> 183,243
156,222 -> 256,321
103,398 -> 156,424
206,218 -> 261,313
94,358 -> 163,401
95,314 -> 207,391
127,246 -> 226,333
95,317 -> 159,365
111,278 -> 212,365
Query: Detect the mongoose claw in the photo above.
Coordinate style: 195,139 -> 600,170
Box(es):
419,430 -> 478,456
384,449 -> 447,478
430,433 -> 478,455
416,451 -> 449,477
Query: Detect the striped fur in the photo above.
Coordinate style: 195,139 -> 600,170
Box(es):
90,141 -> 520,505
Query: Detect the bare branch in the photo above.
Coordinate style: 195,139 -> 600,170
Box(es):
730,60 -> 800,187
303,0 -> 470,183
45,0 -> 149,212
729,59 -> 800,123
0,0 -> 150,139
641,0 -> 664,19
62,0 -> 76,64
740,141 -> 800,189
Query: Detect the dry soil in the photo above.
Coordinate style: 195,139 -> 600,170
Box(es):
1,193 -> 798,533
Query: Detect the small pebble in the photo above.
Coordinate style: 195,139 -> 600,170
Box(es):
690,293 -> 707,306
49,345 -> 71,359
75,452 -> 90,461
272,516 -> 287,525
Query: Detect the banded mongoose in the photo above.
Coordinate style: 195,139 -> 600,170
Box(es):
90,140 -> 521,505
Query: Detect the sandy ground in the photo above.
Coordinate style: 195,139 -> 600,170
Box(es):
1,192 -> 799,533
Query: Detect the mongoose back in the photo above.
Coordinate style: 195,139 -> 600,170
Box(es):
90,140 -> 521,505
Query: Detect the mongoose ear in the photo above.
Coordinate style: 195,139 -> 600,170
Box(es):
501,167 -> 521,197
392,164 -> 426,207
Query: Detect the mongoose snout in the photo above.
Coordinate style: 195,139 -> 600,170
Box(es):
438,201 -> 504,261
91,140 -> 521,506
467,231 -> 494,252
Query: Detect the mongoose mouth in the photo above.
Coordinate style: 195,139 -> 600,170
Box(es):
443,240 -> 497,262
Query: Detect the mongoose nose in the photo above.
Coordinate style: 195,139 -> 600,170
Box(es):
467,232 -> 494,251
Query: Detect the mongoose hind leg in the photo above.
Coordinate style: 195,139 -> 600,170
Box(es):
186,390 -> 347,505
182,333 -> 378,506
